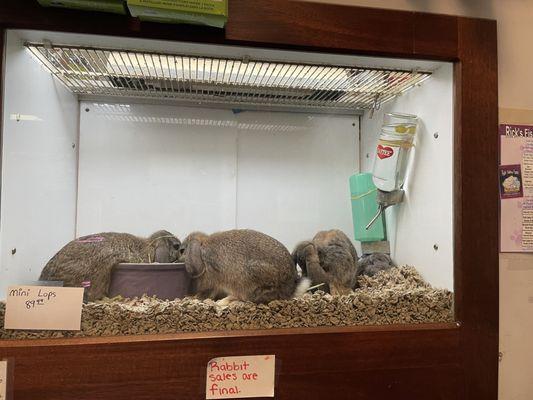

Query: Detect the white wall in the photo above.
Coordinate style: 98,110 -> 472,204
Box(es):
235,112 -> 357,250
76,103 -> 238,240
0,31 -> 79,298
361,63 -> 454,290
77,102 -> 358,251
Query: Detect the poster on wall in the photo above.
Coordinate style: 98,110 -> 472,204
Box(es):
500,123 -> 533,252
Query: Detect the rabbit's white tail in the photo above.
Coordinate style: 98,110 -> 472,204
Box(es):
293,277 -> 311,298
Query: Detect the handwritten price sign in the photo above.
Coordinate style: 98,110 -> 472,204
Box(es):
0,360 -> 7,400
4,286 -> 83,331
205,355 -> 275,399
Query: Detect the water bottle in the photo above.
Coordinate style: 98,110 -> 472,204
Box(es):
372,113 -> 417,192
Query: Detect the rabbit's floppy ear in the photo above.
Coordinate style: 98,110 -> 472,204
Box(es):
154,241 -> 171,263
292,241 -> 314,275
302,243 -> 330,285
184,239 -> 205,277
291,250 -> 300,268
292,249 -> 306,275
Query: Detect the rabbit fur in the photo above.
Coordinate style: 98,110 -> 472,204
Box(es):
39,230 -> 181,301
292,229 -> 359,295
357,253 -> 395,277
180,229 -> 310,304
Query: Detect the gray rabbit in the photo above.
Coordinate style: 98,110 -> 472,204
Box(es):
357,253 -> 395,277
39,230 -> 181,301
180,229 -> 310,304
292,229 -> 358,295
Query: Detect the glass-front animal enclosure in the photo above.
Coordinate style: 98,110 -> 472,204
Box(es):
0,29 -> 454,339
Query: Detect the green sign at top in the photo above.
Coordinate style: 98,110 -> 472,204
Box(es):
37,0 -> 126,14
127,0 -> 228,28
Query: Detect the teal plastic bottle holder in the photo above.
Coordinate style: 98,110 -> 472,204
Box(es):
350,173 -> 386,242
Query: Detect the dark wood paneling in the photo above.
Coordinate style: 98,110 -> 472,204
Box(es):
0,0 -> 459,60
0,322 -> 459,348
454,16 -> 499,400
226,0 -> 459,60
226,0 -> 415,57
1,326 -> 461,400
414,12 -> 458,59
0,27 -> 4,235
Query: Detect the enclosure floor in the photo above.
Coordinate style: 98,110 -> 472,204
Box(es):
0,266 -> 453,339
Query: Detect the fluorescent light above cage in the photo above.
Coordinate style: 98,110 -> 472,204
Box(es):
25,42 -> 431,114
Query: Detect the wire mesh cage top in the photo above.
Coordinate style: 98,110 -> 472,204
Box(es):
26,42 -> 431,113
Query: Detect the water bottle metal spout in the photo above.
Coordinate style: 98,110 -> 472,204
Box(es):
365,189 -> 405,231
365,204 -> 384,230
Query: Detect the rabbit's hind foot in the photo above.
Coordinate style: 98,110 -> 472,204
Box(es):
216,295 -> 238,308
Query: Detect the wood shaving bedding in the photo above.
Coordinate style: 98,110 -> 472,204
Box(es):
0,266 -> 453,339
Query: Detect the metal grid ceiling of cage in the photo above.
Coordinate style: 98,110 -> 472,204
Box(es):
25,43 -> 431,113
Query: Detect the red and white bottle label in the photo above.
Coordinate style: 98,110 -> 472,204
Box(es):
377,144 -> 394,159
373,142 -> 401,191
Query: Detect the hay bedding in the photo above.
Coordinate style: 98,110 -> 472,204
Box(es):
0,266 -> 453,340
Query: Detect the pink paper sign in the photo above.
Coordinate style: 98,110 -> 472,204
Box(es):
206,355 -> 275,399
500,123 -> 533,252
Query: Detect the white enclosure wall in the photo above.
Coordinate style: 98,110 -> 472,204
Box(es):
0,31 -> 79,298
361,63 -> 454,290
77,102 -> 358,251
0,29 -> 454,297
235,112 -> 357,249
76,103 -> 238,239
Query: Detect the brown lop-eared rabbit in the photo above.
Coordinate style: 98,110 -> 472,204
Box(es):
180,229 -> 310,305
292,229 -> 359,295
39,230 -> 181,301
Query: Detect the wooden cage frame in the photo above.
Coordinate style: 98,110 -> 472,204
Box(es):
0,1 -> 498,399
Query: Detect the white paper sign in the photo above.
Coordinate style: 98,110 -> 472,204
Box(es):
4,286 -> 84,331
0,360 -> 7,400
206,355 -> 275,399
